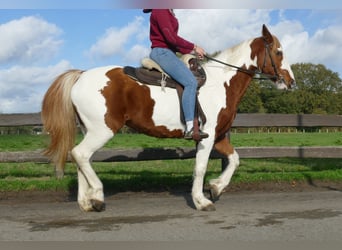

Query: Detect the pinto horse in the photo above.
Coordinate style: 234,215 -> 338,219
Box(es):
42,25 -> 295,212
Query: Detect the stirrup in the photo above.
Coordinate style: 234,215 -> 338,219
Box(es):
184,128 -> 209,140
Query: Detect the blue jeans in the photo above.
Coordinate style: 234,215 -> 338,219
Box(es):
150,48 -> 197,122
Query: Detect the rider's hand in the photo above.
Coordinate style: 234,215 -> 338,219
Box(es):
194,45 -> 206,59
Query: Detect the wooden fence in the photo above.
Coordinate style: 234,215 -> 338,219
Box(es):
1,112 -> 341,128
0,113 -> 341,164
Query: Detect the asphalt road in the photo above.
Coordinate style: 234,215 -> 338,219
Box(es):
0,189 -> 341,242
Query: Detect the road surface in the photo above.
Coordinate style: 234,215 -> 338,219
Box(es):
0,189 -> 341,242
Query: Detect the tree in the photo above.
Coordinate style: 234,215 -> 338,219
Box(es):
238,80 -> 264,113
291,63 -> 342,114
250,63 -> 342,114
205,50 -> 342,114
292,63 -> 341,94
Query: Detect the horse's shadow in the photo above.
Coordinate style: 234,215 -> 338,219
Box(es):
73,147 -> 219,209
65,168 -> 200,210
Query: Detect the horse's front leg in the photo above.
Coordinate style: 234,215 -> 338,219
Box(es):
209,136 -> 240,200
192,138 -> 216,211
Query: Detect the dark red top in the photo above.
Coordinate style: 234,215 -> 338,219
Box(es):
149,9 -> 195,54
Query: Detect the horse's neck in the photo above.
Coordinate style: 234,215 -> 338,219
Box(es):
204,39 -> 255,84
204,39 -> 255,110
218,39 -> 255,67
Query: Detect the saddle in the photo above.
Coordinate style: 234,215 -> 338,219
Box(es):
123,54 -> 207,126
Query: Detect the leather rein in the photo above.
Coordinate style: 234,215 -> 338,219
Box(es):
203,39 -> 280,81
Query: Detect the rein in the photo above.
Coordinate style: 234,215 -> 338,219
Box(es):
203,46 -> 278,81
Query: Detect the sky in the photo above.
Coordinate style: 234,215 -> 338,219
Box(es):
0,1 -> 342,113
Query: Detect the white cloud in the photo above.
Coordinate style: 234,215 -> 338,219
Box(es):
86,16 -> 146,60
273,22 -> 342,73
0,16 -> 63,65
123,44 -> 150,65
176,9 -> 271,53
309,25 -> 342,64
0,60 -> 72,113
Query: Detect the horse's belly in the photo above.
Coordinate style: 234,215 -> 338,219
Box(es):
148,85 -> 184,130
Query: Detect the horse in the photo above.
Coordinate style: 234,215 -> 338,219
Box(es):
41,24 -> 295,212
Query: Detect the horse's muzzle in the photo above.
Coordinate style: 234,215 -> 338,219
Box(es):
290,80 -> 297,90
275,79 -> 288,90
276,78 -> 296,90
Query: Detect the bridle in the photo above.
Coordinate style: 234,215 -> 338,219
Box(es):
203,38 -> 282,82
261,39 -> 283,81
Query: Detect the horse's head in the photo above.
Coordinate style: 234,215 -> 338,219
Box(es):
252,24 -> 296,90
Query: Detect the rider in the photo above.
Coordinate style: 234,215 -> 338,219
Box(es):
143,9 -> 209,140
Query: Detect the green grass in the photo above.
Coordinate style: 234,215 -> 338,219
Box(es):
1,132 -> 341,151
0,158 -> 341,192
230,132 -> 342,147
0,132 -> 341,192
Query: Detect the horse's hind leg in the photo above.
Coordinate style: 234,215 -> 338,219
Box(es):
209,136 -> 240,200
71,127 -> 113,212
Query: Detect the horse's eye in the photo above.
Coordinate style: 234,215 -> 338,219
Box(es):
276,51 -> 283,56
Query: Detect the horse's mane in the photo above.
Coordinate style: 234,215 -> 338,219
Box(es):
203,37 -> 256,77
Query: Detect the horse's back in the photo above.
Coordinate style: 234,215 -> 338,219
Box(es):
71,65 -> 120,100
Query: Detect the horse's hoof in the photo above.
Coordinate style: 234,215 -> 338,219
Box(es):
90,199 -> 106,212
201,203 -> 216,212
209,184 -> 221,202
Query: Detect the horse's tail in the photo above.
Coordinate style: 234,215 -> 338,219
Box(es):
41,69 -> 84,178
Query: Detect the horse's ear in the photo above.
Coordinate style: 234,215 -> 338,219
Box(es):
262,24 -> 273,45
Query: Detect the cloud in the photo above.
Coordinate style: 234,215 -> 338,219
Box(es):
176,9 -> 271,53
0,16 -> 63,66
86,16 -> 147,60
303,25 -> 342,64
0,60 -> 72,113
123,44 -> 150,65
272,21 -> 342,73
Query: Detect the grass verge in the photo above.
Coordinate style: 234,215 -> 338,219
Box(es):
0,132 -> 341,151
0,132 -> 341,192
0,158 -> 341,192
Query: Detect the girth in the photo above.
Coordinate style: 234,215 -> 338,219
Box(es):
123,56 -> 207,125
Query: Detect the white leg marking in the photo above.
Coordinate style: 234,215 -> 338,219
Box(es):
191,138 -> 216,211
77,167 -> 93,211
209,150 -> 240,198
71,128 -> 113,211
